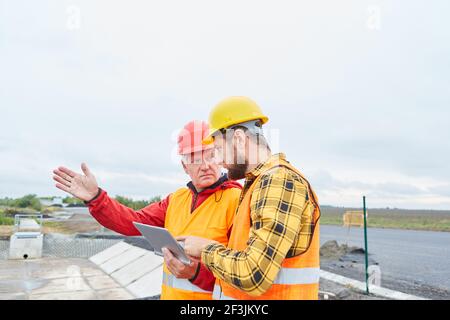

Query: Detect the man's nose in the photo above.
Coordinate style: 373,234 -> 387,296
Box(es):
199,161 -> 211,171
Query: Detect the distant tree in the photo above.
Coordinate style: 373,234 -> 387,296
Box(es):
62,196 -> 85,206
114,195 -> 161,210
0,197 -> 14,207
13,194 -> 42,211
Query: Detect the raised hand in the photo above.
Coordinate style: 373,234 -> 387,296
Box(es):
53,163 -> 99,202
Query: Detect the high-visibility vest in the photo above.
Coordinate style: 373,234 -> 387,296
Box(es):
213,162 -> 321,300
161,187 -> 240,300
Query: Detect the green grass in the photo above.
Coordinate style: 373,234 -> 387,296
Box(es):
0,206 -> 44,226
0,209 -> 14,225
42,221 -> 66,231
319,206 -> 450,232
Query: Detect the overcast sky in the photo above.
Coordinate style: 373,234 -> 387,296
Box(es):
1,0 -> 449,209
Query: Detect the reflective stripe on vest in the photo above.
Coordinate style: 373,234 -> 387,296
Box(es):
212,267 -> 320,300
212,285 -> 236,300
163,271 -> 212,294
273,267 -> 320,285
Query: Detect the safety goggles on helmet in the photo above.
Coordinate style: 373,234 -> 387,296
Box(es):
212,119 -> 264,140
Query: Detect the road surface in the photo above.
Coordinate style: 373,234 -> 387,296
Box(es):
320,225 -> 450,299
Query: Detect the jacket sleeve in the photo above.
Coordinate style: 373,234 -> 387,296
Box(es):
189,263 -> 216,292
87,189 -> 169,236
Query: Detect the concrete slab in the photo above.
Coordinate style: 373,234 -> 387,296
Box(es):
29,264 -> 80,280
30,277 -> 91,295
0,278 -> 49,294
86,275 -> 121,290
99,246 -> 147,274
111,253 -> 163,287
28,257 -> 104,280
0,292 -> 28,300
79,266 -> 105,277
0,257 -> 133,300
0,261 -> 29,280
126,265 -> 163,299
30,290 -> 97,300
96,288 -> 134,300
89,242 -> 131,265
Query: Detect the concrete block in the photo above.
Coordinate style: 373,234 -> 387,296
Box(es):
111,253 -> 163,287
89,241 -> 131,265
126,265 -> 163,299
9,233 -> 43,260
99,246 -> 147,274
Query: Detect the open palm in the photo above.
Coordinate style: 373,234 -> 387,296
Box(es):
52,163 -> 99,202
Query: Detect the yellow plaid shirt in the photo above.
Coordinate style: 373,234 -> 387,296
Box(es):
201,153 -> 316,296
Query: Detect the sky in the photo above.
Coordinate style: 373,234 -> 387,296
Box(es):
1,0 -> 449,209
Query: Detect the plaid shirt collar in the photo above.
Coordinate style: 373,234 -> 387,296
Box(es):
245,153 -> 287,181
240,153 -> 288,202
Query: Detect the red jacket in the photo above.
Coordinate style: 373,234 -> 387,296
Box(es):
87,175 -> 241,292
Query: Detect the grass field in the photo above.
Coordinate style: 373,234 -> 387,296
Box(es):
0,209 -> 14,225
320,206 -> 450,232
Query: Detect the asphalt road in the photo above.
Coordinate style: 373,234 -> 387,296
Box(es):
320,225 -> 450,298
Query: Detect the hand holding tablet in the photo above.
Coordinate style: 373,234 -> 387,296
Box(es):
133,222 -> 191,265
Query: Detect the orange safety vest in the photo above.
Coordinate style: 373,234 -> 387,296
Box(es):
161,187 -> 240,300
213,162 -> 321,300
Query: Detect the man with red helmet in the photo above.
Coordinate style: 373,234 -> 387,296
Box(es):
52,120 -> 241,300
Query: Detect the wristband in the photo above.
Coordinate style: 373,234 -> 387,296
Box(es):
188,262 -> 201,282
84,188 -> 102,205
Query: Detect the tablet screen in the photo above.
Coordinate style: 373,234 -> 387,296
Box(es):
133,222 -> 191,265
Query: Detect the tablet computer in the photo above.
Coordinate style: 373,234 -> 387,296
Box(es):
132,222 -> 191,265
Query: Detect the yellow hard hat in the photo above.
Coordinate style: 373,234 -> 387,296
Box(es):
203,96 -> 269,144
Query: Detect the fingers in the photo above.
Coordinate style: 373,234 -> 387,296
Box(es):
81,163 -> 92,177
175,236 -> 186,241
163,248 -> 185,270
58,166 -> 77,178
53,175 -> 71,188
164,258 -> 177,276
162,247 -> 173,259
55,183 -> 71,194
163,248 -> 179,276
53,168 -> 73,183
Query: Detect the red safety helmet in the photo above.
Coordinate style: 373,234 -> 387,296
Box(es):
177,120 -> 214,155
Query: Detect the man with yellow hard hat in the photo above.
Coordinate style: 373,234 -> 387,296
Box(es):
178,97 -> 321,300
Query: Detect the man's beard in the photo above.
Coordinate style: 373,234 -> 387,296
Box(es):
227,163 -> 248,180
